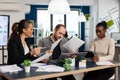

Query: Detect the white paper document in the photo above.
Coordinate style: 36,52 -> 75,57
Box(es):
63,36 -> 85,51
0,64 -> 23,73
36,65 -> 65,72
51,38 -> 62,50
31,63 -> 46,67
96,61 -> 114,65
31,53 -> 52,63
31,39 -> 62,63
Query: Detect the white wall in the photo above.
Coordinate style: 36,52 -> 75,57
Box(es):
0,3 -> 28,34
98,0 -> 119,37
90,0 -> 119,38
98,0 -> 119,20
17,0 -> 97,5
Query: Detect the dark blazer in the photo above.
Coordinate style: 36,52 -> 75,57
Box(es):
7,35 -> 36,65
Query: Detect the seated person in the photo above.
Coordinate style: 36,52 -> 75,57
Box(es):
82,21 -> 115,80
38,24 -> 76,80
7,19 -> 41,65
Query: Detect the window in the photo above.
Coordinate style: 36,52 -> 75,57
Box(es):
37,9 -> 79,38
53,14 -> 64,30
37,10 -> 50,37
66,11 -> 79,37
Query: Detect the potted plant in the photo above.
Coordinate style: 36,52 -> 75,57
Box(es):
62,58 -> 72,71
23,59 -> 31,73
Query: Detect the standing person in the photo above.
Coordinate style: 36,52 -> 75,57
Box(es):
7,19 -> 41,65
82,21 -> 115,80
38,24 -> 76,80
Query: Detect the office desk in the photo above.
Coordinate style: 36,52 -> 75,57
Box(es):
2,62 -> 120,80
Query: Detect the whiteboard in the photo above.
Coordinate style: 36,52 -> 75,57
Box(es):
0,15 -> 9,46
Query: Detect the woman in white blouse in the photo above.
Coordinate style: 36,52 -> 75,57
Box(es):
82,21 -> 115,80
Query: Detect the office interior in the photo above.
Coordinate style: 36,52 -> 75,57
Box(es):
0,0 -> 120,80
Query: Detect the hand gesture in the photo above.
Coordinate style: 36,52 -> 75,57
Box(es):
30,47 -> 41,56
45,50 -> 53,54
91,54 -> 99,62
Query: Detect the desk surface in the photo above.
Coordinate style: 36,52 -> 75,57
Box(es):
2,62 -> 120,80
115,44 -> 120,47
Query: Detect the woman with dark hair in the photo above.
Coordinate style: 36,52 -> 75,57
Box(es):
8,22 -> 19,40
7,19 -> 41,65
82,21 -> 115,80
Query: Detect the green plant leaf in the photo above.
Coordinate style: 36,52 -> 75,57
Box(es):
62,58 -> 72,64
63,64 -> 71,70
23,59 -> 31,67
85,14 -> 90,21
107,20 -> 114,28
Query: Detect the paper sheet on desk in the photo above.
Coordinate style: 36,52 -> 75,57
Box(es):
96,61 -> 114,65
31,63 -> 46,67
36,65 -> 65,72
31,39 -> 62,64
0,64 -> 23,73
63,36 -> 85,51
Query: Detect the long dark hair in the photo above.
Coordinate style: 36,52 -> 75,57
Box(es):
17,19 -> 33,35
8,22 -> 18,40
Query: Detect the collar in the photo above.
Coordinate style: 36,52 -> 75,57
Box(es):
97,37 -> 106,40
48,36 -> 54,43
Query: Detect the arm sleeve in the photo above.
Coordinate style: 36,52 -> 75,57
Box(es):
90,41 -> 95,52
99,39 -> 115,61
7,39 -> 36,65
38,38 -> 44,47
38,38 -> 47,56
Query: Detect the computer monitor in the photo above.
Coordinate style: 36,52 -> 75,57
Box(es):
0,15 -> 10,46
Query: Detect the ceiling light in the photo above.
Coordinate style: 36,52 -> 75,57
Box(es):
78,12 -> 86,22
47,0 -> 70,14
78,8 -> 86,22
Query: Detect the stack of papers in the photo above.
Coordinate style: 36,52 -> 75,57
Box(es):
96,61 -> 114,65
0,64 -> 23,73
36,65 -> 65,72
63,36 -> 84,51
